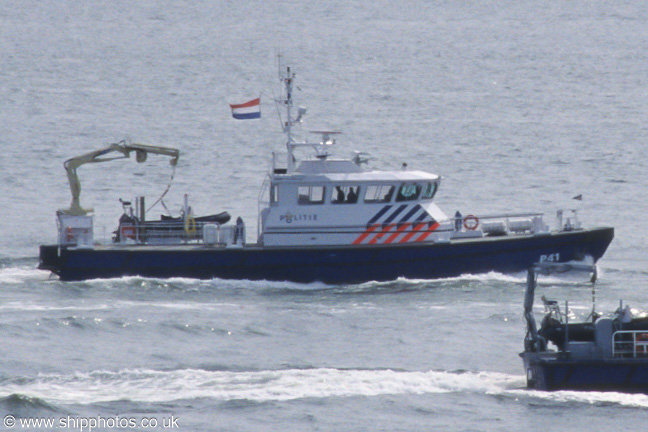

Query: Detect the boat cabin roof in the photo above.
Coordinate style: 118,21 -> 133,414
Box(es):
296,159 -> 364,174
273,158 -> 440,184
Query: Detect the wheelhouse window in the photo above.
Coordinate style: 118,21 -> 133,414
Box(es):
332,185 -> 360,204
364,185 -> 395,203
421,182 -> 438,200
297,186 -> 325,205
395,183 -> 422,202
270,184 -> 279,204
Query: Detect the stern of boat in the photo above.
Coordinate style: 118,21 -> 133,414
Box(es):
38,244 -> 61,274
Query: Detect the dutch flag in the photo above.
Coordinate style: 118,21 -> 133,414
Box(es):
229,97 -> 261,120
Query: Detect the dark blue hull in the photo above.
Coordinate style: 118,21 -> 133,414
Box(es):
523,355 -> 648,393
39,226 -> 614,283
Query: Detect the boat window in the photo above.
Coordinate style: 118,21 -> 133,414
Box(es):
421,182 -> 438,200
270,184 -> 279,204
332,186 -> 360,204
395,183 -> 422,202
297,186 -> 325,205
364,185 -> 395,203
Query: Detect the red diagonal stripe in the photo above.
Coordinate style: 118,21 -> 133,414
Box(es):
352,224 -> 380,245
414,222 -> 440,242
368,224 -> 395,244
384,223 -> 411,244
399,223 -> 427,243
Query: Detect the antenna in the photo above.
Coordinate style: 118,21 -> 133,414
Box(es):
276,59 -> 342,172
278,60 -> 298,172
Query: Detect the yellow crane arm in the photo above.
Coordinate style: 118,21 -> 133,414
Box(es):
60,140 -> 180,216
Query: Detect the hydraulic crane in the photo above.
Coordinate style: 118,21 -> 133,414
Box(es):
59,140 -> 179,216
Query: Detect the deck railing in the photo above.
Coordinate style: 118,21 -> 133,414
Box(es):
453,212 -> 547,235
115,222 -> 239,246
612,330 -> 648,358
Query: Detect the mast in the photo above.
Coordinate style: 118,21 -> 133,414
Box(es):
280,62 -> 297,172
278,60 -> 336,173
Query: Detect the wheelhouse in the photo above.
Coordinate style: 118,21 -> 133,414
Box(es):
258,158 -> 444,247
266,167 -> 440,208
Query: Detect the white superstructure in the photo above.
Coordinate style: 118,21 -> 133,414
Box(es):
255,62 -> 553,247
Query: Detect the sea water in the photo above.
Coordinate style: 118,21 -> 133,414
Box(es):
1,1 -> 648,430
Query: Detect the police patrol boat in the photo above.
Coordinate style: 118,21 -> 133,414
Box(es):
522,263 -> 648,393
38,64 -> 614,283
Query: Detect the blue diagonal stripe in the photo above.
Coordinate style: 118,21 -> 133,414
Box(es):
383,205 -> 409,224
398,204 -> 422,224
415,210 -> 432,222
367,205 -> 393,225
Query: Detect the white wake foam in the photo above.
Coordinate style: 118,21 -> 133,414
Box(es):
4,367 -> 647,408
0,266 -> 50,284
0,368 -> 519,404
510,387 -> 648,408
81,275 -> 332,291
73,270 -> 530,290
